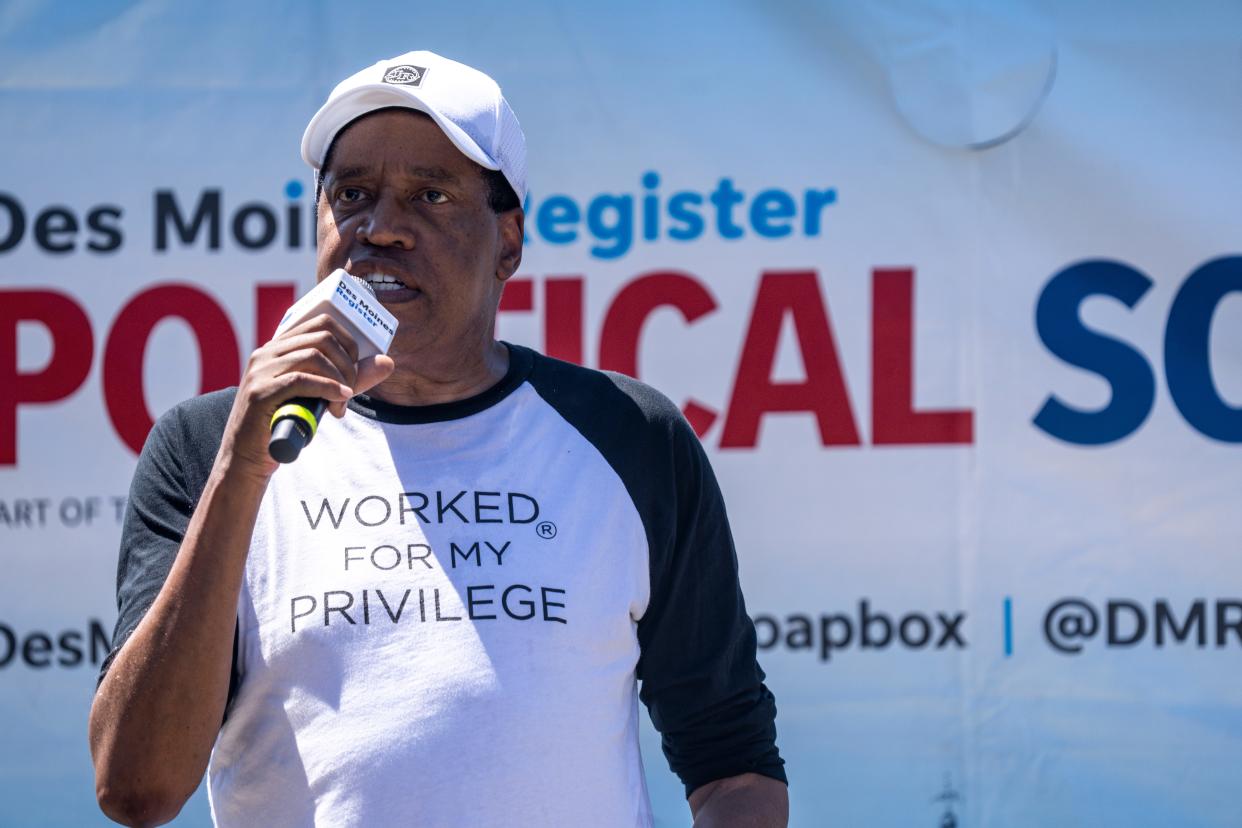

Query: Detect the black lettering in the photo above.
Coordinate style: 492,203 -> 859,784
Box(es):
324,591 -> 356,625
232,203 -> 277,249
58,631 -> 83,667
0,499 -> 50,526
301,497 -> 350,530
354,495 -> 392,527
434,589 -> 461,621
90,620 -> 110,664
0,192 -> 26,253
467,585 -> 497,620
474,491 -> 503,523
486,541 -> 510,565
784,614 -> 813,650
508,492 -> 539,524
291,595 -> 317,632
22,633 -> 52,668
1155,600 -> 1205,646
60,497 -> 83,527
406,544 -> 433,569
376,589 -> 411,623
344,546 -> 366,570
935,613 -> 967,648
541,587 -> 567,624
502,584 -> 535,620
1215,601 -> 1242,646
753,615 -> 779,649
860,599 -> 891,648
1107,600 -> 1147,646
370,545 -> 400,570
0,623 -> 14,667
286,202 -> 301,249
899,614 -> 931,648
34,207 -> 77,254
400,492 -> 429,524
86,205 -> 123,252
362,589 -> 371,624
450,542 -> 481,568
437,491 -> 468,523
819,614 -> 851,660
155,189 -> 221,250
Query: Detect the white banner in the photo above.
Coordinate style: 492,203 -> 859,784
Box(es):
2,1 -> 1240,825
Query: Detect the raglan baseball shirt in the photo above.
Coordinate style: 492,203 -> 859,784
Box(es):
101,344 -> 784,827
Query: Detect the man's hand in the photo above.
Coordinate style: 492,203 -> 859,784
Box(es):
689,773 -> 789,828
89,311 -> 392,826
220,312 -> 395,481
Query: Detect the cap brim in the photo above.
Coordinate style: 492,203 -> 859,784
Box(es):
300,84 -> 500,172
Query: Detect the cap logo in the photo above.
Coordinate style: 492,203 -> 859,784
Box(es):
382,65 -> 426,86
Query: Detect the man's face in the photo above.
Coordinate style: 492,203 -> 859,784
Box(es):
315,109 -> 522,363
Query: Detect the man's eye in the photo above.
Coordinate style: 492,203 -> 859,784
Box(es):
338,187 -> 365,202
421,190 -> 448,204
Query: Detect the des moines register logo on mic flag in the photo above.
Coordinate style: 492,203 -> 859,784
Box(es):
273,269 -> 397,359
267,271 -> 398,463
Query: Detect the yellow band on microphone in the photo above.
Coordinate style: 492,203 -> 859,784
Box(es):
271,403 -> 320,437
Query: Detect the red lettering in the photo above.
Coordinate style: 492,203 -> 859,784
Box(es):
599,271 -> 720,436
0,290 -> 93,465
544,277 -> 584,365
103,284 -> 241,454
498,277 -> 533,313
255,282 -> 298,347
720,271 -> 860,448
496,277 -> 534,356
871,268 -> 973,444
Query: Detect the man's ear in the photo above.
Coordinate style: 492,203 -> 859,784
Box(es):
495,209 -> 524,283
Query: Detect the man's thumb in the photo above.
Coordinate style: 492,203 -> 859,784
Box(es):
355,354 -> 396,394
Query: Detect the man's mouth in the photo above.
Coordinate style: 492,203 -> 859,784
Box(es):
358,273 -> 406,292
343,257 -> 424,303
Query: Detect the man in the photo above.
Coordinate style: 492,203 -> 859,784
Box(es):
89,51 -> 786,827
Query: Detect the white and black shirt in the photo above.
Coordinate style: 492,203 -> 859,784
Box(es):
102,344 -> 784,827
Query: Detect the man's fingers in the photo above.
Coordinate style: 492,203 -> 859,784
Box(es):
267,347 -> 356,391
354,355 -> 396,395
257,373 -> 353,405
266,331 -> 359,388
275,313 -> 361,364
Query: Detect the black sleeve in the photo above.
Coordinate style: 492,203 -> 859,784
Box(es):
633,406 -> 785,795
525,349 -> 785,796
97,389 -> 242,713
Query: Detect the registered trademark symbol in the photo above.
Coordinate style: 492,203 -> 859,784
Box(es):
536,521 -> 557,539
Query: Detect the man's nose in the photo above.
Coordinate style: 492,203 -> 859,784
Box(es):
356,193 -> 415,249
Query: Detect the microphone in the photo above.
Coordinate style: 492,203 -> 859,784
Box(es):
267,269 -> 398,463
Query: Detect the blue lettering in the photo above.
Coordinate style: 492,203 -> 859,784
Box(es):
587,194 -> 633,259
1033,260 -> 1155,445
642,171 -> 660,241
667,192 -> 704,241
804,188 -> 836,235
536,195 -> 579,244
750,189 -> 796,238
709,178 -> 745,239
520,173 -> 838,256
1165,256 -> 1242,442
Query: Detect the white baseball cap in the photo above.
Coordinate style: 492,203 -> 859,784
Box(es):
301,50 -> 527,203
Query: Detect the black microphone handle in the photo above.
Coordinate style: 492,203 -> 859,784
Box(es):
268,397 -> 330,464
